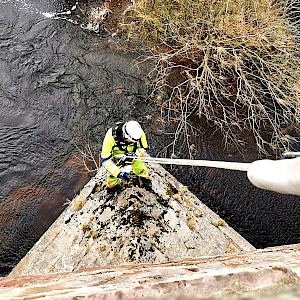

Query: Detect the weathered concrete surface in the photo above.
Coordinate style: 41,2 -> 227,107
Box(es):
2,244 -> 300,299
9,160 -> 254,277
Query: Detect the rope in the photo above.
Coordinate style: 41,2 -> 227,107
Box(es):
115,155 -> 251,172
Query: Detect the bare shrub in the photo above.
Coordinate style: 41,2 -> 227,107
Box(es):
73,140 -> 101,174
124,0 -> 300,156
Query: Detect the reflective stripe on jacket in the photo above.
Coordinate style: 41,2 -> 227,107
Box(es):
101,127 -> 148,177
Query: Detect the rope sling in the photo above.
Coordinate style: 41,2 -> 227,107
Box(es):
114,153 -> 300,196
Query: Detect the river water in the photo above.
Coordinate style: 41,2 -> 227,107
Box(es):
1,0 -> 300,277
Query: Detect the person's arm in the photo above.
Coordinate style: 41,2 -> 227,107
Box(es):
136,130 -> 148,157
101,128 -> 121,177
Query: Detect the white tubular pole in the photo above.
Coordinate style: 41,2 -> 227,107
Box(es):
247,158 -> 300,196
133,156 -> 251,172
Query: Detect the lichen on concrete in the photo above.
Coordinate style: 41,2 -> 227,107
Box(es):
10,162 -> 254,277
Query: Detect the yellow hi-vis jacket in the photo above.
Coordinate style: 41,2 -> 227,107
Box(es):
101,124 -> 148,177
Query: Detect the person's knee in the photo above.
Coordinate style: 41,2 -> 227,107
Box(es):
107,175 -> 119,188
133,165 -> 149,178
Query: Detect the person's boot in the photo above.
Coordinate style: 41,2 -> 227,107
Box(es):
106,185 -> 120,197
140,177 -> 152,190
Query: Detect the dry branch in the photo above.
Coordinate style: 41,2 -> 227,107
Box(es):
124,0 -> 300,156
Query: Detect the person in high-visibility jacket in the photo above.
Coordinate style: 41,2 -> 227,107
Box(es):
101,120 -> 150,188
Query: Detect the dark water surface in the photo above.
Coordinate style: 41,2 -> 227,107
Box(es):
1,0 -> 300,277
0,0 -> 167,275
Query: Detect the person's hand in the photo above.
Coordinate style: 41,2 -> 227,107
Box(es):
117,172 -> 131,182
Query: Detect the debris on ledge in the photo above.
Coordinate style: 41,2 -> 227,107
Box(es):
9,161 -> 254,277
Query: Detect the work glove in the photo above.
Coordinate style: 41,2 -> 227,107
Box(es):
117,172 -> 131,182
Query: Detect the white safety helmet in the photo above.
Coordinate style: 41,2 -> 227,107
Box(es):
122,121 -> 143,142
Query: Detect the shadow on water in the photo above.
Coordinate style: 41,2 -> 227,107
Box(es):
1,0 -> 300,277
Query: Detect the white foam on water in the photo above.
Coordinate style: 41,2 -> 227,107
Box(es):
42,12 -> 55,18
41,11 -> 78,25
55,10 -> 71,16
10,0 -> 78,25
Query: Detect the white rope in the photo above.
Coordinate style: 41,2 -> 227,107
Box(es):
115,155 -> 251,172
113,154 -> 300,195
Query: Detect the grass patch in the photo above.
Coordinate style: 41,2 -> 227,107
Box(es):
212,219 -> 225,227
225,243 -> 237,253
73,196 -> 86,211
124,0 -> 300,155
187,214 -> 196,230
166,188 -> 175,196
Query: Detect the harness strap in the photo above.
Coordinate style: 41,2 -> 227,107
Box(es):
112,122 -> 123,151
112,122 -> 140,153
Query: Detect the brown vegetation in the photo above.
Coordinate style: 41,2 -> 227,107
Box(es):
73,140 -> 101,174
212,219 -> 226,227
124,0 -> 300,156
